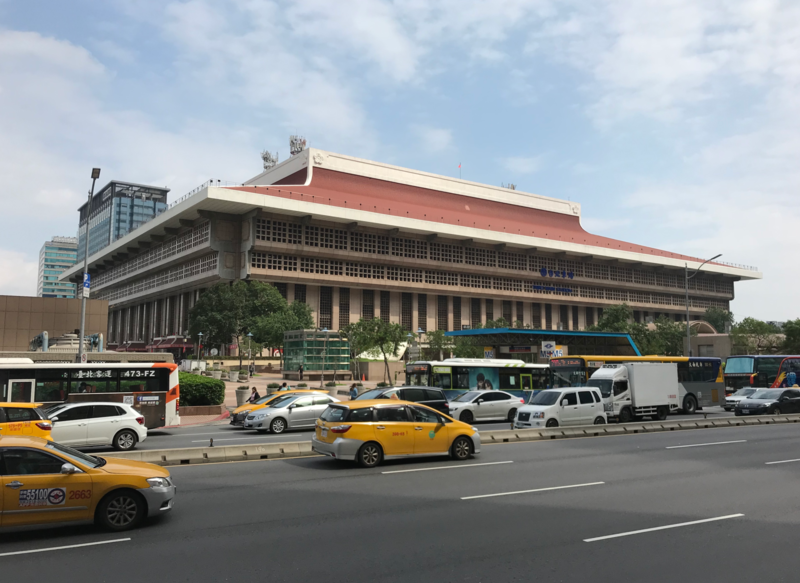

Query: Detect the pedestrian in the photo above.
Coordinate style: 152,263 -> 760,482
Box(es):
249,361 -> 255,376
247,387 -> 261,403
349,383 -> 359,400
298,364 -> 304,381
280,381 -> 290,391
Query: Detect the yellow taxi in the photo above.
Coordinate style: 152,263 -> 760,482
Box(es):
312,400 -> 481,468
0,403 -> 53,440
0,435 -> 175,531
230,389 -> 327,426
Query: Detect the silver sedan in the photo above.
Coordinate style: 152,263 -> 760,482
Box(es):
447,390 -> 525,423
244,393 -> 340,434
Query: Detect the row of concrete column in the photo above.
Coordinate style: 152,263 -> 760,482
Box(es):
109,290 -> 201,344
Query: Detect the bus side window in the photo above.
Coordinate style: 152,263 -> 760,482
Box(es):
613,381 -> 628,396
454,368 -> 470,389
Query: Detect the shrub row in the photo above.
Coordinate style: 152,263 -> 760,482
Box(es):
179,372 -> 226,406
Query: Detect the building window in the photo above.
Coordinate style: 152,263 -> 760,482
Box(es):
486,300 -> 494,322
453,297 -> 461,330
380,291 -> 391,323
273,283 -> 287,300
586,307 -> 594,327
545,304 -> 553,330
418,294 -> 427,332
572,305 -> 579,331
471,298 -> 481,329
531,302 -> 541,329
438,295 -> 448,331
295,284 -> 306,304
597,307 -> 604,321
559,305 -> 569,330
516,301 -> 524,327
401,293 -> 413,331
502,300 -> 512,324
319,287 -> 332,330
362,290 -> 374,320
339,288 -> 350,330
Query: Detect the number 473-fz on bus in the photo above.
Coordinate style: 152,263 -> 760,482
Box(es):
0,360 -> 180,429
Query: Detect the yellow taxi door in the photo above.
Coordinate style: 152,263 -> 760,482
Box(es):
410,406 -> 451,455
373,405 -> 415,455
0,447 -> 94,527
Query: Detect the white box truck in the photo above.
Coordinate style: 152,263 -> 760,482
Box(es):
587,362 -> 680,423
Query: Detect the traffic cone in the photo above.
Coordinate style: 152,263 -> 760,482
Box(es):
361,374 -> 365,382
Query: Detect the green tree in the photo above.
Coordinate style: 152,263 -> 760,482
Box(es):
589,303 -> 692,356
452,336 -> 484,358
703,307 -> 734,333
782,319 -> 800,354
340,320 -> 373,381
731,317 -> 782,354
252,301 -> 315,369
366,319 -> 407,385
188,281 -> 286,367
423,329 -> 451,360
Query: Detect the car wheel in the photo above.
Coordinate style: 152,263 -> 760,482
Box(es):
771,406 -> 781,415
655,406 -> 668,421
507,408 -> 517,422
460,410 -> 474,423
270,418 -> 287,434
618,407 -> 633,423
113,429 -> 138,451
593,416 -> 606,425
545,418 -> 559,428
682,395 -> 697,415
357,442 -> 383,468
96,490 -> 145,531
450,436 -> 472,461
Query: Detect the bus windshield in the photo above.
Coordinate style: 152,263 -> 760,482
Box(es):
725,357 -> 754,374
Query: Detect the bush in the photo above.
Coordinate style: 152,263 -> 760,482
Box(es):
296,383 -> 307,388
376,381 -> 389,388
267,383 -> 280,389
179,372 -> 225,406
239,369 -> 249,375
325,381 -> 337,387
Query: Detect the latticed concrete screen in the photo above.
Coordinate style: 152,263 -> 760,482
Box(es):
284,329 -> 351,373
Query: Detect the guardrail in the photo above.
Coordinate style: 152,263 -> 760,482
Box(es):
104,413 -> 800,467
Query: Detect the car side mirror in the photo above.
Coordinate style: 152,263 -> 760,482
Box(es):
561,399 -> 568,407
51,417 -> 59,423
61,463 -> 78,475
477,399 -> 483,405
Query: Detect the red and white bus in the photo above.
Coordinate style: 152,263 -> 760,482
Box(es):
0,360 -> 180,429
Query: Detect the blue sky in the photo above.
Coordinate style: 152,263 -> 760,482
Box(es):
1,0 -> 798,319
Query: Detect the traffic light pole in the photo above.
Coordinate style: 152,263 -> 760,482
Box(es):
77,168 -> 101,363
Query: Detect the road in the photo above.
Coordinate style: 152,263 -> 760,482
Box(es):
103,407 -> 736,452
4,420 -> 797,582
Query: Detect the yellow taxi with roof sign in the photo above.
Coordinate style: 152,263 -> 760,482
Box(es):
230,390 -> 328,426
0,435 -> 175,531
312,399 -> 481,468
0,403 -> 52,440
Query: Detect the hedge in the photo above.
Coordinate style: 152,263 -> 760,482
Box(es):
179,372 -> 226,406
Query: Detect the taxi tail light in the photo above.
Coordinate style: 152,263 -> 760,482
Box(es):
519,398 -> 525,403
136,416 -> 145,425
35,422 -> 52,431
331,425 -> 352,434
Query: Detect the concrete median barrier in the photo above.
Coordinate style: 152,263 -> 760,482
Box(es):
102,413 -> 800,466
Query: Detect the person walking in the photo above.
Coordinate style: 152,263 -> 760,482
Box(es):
298,364 -> 304,381
247,387 -> 261,403
249,361 -> 256,376
349,383 -> 359,400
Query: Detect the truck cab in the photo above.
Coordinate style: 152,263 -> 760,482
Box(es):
588,363 -> 680,423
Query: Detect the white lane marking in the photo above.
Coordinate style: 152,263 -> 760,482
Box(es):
462,481 -> 604,500
666,440 -> 746,449
766,458 -> 800,465
382,461 -> 513,474
190,436 -> 306,443
584,514 -> 744,542
0,538 -> 130,557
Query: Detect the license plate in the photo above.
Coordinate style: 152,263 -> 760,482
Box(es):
742,410 -> 749,414
321,428 -> 328,437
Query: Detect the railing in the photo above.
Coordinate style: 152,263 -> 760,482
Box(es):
716,261 -> 759,272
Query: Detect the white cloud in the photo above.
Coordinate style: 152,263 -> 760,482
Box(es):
413,125 -> 453,153
502,155 -> 543,174
0,249 -> 39,297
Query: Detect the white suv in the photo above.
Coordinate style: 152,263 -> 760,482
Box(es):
47,402 -> 148,451
514,388 -> 606,428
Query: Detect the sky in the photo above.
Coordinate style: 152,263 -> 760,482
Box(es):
1,0 -> 798,320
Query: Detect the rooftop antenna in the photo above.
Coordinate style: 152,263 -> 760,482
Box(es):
261,150 -> 279,170
501,182 -> 516,190
289,135 -> 307,156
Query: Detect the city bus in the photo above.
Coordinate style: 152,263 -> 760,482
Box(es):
770,357 -> 800,388
0,359 -> 180,428
405,358 -> 551,400
723,355 -> 793,392
549,355 -> 725,412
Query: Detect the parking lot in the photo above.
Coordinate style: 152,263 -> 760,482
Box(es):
2,421 -> 798,582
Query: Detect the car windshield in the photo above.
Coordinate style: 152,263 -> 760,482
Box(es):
732,388 -> 756,397
320,406 -> 348,422
254,395 -> 276,405
750,390 -> 782,400
530,391 -> 560,406
586,379 -> 612,398
453,391 -> 482,403
46,441 -> 105,468
267,395 -> 295,408
356,389 -> 386,400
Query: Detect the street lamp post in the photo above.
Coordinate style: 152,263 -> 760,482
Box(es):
197,332 -> 204,361
247,332 -> 253,361
77,168 -> 101,364
685,254 -> 722,356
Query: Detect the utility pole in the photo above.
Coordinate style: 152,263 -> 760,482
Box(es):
77,168 -> 101,364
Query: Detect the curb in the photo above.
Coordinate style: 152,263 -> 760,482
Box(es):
161,409 -> 231,430
109,413 -> 800,467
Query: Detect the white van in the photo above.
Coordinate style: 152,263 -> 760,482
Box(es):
514,388 -> 606,428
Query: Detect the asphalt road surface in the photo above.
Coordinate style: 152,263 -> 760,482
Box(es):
103,407 -> 736,453
4,420 -> 796,582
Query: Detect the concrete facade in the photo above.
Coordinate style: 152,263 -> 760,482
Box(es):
60,149 -> 761,352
